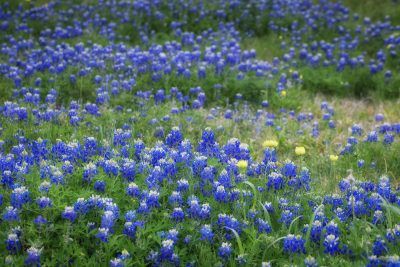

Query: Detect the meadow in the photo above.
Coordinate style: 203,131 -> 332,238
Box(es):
0,0 -> 399,266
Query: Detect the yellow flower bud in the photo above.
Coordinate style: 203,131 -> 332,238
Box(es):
237,160 -> 248,169
295,146 -> 306,156
329,155 -> 339,161
263,140 -> 278,148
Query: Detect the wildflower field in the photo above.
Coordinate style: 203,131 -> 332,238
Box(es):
1,0 -> 400,266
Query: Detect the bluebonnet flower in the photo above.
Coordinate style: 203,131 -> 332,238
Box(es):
109,258 -> 124,267
267,172 -> 284,190
11,186 -> 30,208
137,201 -> 150,214
177,179 -> 189,192
36,196 -> 52,209
351,124 -> 363,136
3,206 -> 20,222
25,247 -> 42,266
200,224 -> 214,242
323,234 -> 340,255
168,191 -> 183,206
325,221 -> 341,237
372,237 -> 387,256
377,176 -> 392,199
375,113 -> 384,122
383,133 -> 394,145
166,229 -> 179,243
126,183 -> 141,198
121,159 -> 136,181
50,167 -> 64,184
171,207 -> 185,222
215,185 -> 228,203
334,207 -> 349,222
160,239 -> 175,260
62,206 -> 77,222
6,233 -> 21,254
62,161 -> 74,174
192,155 -> 208,176
103,159 -> 119,176
283,234 -> 306,254
83,162 -> 97,183
166,127 -> 183,147
256,218 -> 272,234
308,220 -> 323,243
34,215 -> 47,226
365,131 -> 378,142
1,170 -> 14,187
146,190 -> 160,208
387,255 -> 400,265
218,242 -> 232,259
304,255 -> 318,267
96,228 -> 110,242
385,224 -> 400,243
218,169 -> 232,188
281,160 -> 297,177
367,255 -> 381,267
279,209 -> 295,227
74,198 -> 89,215
94,180 -> 106,192
123,221 -> 143,239
101,210 -> 116,230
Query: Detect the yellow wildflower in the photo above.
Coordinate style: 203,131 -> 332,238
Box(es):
263,140 -> 279,148
295,146 -> 306,156
237,160 -> 248,169
329,155 -> 339,161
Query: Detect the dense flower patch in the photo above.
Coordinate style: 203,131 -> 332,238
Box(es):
0,0 -> 399,266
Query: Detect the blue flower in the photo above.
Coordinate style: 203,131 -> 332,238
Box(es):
256,218 -> 272,234
323,234 -> 340,255
166,127 -> 183,147
123,221 -> 143,239
101,210 -> 116,230
325,221 -> 341,237
146,190 -> 160,208
83,162 -> 97,183
177,179 -> 189,192
171,207 -> 185,222
214,185 -> 228,203
383,133 -> 394,145
267,172 -> 284,191
126,183 -> 141,198
37,196 -> 52,209
218,242 -> 232,259
109,258 -> 124,267
168,191 -> 183,206
372,237 -> 387,256
160,239 -> 175,260
3,206 -> 20,222
25,247 -> 42,266
282,161 -> 297,177
304,255 -> 318,267
34,215 -> 47,226
121,159 -> 136,181
6,233 -> 21,254
62,206 -> 77,222
200,224 -> 214,242
74,198 -> 89,215
96,228 -> 110,243
283,234 -> 306,254
11,186 -> 30,208
94,180 -> 106,192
